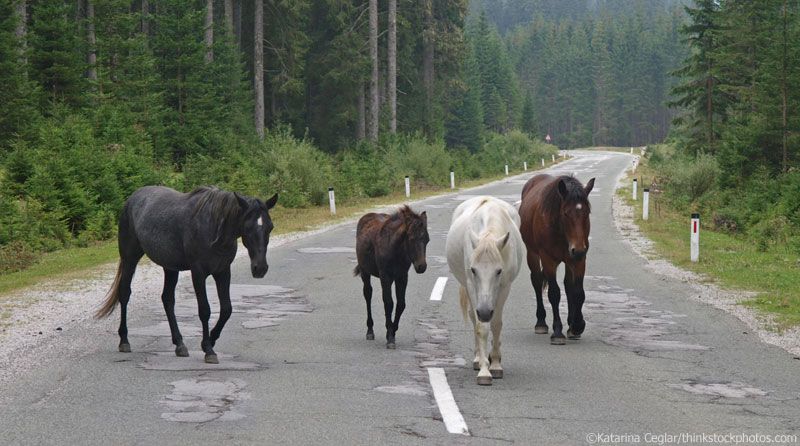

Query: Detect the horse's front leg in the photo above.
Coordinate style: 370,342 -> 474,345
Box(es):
392,273 -> 408,333
379,275 -> 396,349
565,261 -> 587,339
190,269 -> 217,363
209,268 -> 233,348
476,320 -> 492,385
542,258 -> 565,345
489,288 -> 509,379
161,268 -> 188,357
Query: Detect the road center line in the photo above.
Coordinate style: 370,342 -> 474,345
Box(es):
429,277 -> 448,301
427,367 -> 470,435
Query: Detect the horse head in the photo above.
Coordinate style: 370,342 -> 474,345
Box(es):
402,208 -> 429,274
556,177 -> 595,261
236,193 -> 278,278
468,230 -> 510,323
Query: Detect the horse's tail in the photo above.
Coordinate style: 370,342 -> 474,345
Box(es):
95,261 -> 122,319
353,265 -> 361,277
459,285 -> 469,322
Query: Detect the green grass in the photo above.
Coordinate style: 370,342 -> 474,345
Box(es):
618,165 -> 800,330
0,159 -> 565,298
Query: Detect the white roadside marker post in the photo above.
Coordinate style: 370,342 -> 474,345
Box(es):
450,170 -> 455,189
643,188 -> 649,221
691,213 -> 700,262
405,175 -> 410,198
328,187 -> 336,216
541,158 -> 545,167
633,179 -> 637,201
524,161 -> 527,171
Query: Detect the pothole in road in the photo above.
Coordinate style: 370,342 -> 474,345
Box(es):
161,377 -> 250,423
669,378 -> 768,399
583,284 -> 709,353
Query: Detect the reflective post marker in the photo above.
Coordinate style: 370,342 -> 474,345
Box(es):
643,188 -> 649,221
691,213 -> 700,262
328,187 -> 336,216
633,179 -> 637,201
630,147 -> 633,154
542,158 -> 545,167
405,175 -> 410,198
524,161 -> 527,171
505,164 -> 508,175
450,170 -> 455,189
552,154 -> 555,162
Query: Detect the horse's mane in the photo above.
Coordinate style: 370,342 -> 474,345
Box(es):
541,175 -> 591,222
189,186 -> 241,246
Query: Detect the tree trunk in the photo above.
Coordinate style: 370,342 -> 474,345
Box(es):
388,0 -> 397,134
368,0 -> 379,142
204,0 -> 214,64
86,0 -> 97,82
141,0 -> 150,37
423,0 -> 434,136
234,0 -> 242,50
781,0 -> 788,173
254,0 -> 264,138
14,0 -> 26,63
223,0 -> 233,41
357,83 -> 366,141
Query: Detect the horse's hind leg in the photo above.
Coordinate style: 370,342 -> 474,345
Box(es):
379,275 -> 396,349
209,269 -> 233,349
161,269 -> 188,357
527,251 -> 548,334
361,272 -> 374,340
117,251 -> 143,353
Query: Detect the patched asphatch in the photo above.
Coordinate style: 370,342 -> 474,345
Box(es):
257,216 -> 263,227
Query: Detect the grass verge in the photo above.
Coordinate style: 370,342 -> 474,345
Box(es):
618,161 -> 800,330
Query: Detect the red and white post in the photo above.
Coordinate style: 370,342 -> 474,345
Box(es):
690,213 -> 700,262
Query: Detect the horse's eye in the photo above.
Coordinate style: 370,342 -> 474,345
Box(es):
470,267 -> 476,275
496,269 -> 502,276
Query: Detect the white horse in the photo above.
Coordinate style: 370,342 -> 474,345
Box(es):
445,196 -> 525,385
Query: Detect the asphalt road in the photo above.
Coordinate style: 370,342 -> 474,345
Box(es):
1,151 -> 798,445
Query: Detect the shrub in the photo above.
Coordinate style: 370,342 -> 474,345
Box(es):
382,134 -> 452,188
661,152 -> 720,202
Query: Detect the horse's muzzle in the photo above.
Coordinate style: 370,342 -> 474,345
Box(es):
252,263 -> 268,278
476,305 -> 494,323
414,263 -> 427,274
569,248 -> 587,261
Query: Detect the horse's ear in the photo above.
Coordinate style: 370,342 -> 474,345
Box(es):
420,211 -> 427,225
234,192 -> 249,211
584,178 -> 595,195
469,230 -> 480,249
557,179 -> 568,199
496,232 -> 510,250
265,193 -> 278,209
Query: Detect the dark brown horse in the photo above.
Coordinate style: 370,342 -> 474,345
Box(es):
354,205 -> 429,348
519,174 -> 595,345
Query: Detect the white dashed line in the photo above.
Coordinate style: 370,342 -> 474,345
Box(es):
427,367 -> 470,435
429,277 -> 448,301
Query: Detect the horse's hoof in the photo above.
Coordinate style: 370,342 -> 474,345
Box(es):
473,361 -> 480,370
550,336 -> 566,345
534,326 -> 549,334
175,345 -> 189,357
204,354 -> 219,364
477,376 -> 493,386
386,343 -> 396,349
490,369 -> 503,379
366,333 -> 374,340
567,329 -> 581,340
119,343 -> 131,353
